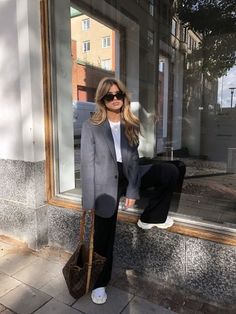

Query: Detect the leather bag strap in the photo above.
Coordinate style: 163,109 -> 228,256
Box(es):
86,210 -> 95,293
78,209 -> 95,293
79,210 -> 86,242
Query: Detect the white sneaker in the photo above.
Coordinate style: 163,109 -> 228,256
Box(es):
137,217 -> 174,230
91,287 -> 107,304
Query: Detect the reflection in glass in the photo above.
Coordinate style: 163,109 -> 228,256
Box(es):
53,0 -> 236,228
169,0 -> 236,226
70,3 -> 117,196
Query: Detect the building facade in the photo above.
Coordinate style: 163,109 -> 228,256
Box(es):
0,0 -> 235,307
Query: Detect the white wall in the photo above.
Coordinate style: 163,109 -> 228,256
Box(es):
0,0 -> 45,162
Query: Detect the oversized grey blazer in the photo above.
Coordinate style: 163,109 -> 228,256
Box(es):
81,119 -> 150,218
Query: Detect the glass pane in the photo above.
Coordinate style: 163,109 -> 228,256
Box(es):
70,2 -> 118,198
169,1 -> 236,227
49,0 -> 236,229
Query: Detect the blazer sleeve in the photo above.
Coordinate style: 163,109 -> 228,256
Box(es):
125,144 -> 140,200
80,120 -> 95,210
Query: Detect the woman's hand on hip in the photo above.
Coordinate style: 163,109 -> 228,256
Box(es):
125,198 -> 136,208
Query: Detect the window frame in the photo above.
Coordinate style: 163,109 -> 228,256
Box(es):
82,18 -> 90,30
102,36 -> 111,48
147,29 -> 154,47
101,58 -> 112,70
148,0 -> 154,16
171,18 -> 177,37
40,0 -> 236,247
82,40 -> 90,52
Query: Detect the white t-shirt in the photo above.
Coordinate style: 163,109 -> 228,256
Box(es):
109,120 -> 122,162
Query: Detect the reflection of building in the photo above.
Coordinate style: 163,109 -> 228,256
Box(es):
71,40 -> 114,101
71,13 -> 115,70
157,12 -> 188,154
180,26 -> 220,158
71,11 -> 116,101
164,12 -> 220,158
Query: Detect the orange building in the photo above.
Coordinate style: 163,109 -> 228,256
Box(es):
71,13 -> 116,101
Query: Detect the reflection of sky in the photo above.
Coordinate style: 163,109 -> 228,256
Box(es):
218,66 -> 236,107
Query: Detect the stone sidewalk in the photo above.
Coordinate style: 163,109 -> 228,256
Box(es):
0,236 -> 234,314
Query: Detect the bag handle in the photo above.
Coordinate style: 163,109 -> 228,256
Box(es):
79,209 -> 95,293
86,210 -> 95,293
79,210 -> 87,242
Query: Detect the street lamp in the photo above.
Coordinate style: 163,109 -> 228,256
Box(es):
229,87 -> 236,108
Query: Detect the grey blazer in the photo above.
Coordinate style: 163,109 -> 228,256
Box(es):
81,119 -> 147,218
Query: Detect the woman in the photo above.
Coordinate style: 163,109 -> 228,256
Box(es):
81,77 -> 140,304
81,77 -> 182,304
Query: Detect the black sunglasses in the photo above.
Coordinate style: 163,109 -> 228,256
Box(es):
103,91 -> 125,102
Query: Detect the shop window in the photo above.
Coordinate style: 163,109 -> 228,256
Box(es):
170,0 -> 236,231
45,0 -> 139,203
43,0 -> 236,236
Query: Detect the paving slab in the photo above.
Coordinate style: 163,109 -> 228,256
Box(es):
0,273 -> 21,298
0,303 -> 6,311
0,284 -> 51,314
0,252 -> 38,276
32,246 -> 71,265
40,274 -> 76,305
0,238 -> 233,314
0,242 -> 13,257
13,257 -> 62,289
121,296 -> 177,314
0,309 -> 15,314
73,286 -> 134,314
34,299 -> 82,314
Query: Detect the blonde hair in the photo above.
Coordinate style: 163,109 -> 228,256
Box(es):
91,77 -> 140,146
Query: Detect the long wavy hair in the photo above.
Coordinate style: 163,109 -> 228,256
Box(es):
91,77 -> 140,146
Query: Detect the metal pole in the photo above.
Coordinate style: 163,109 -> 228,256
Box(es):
229,87 -> 236,108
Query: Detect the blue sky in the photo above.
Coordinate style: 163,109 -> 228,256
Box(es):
218,66 -> 236,107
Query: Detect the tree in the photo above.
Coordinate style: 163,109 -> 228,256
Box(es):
176,0 -> 236,78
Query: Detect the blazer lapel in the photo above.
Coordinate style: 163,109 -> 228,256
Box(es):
102,120 -> 117,163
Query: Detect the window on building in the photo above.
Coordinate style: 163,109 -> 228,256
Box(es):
171,19 -> 177,36
188,35 -> 192,49
82,40 -> 90,52
183,27 -> 187,42
161,3 -> 169,23
147,30 -> 154,47
148,0 -> 154,16
101,59 -> 111,70
102,36 -> 111,48
82,18 -> 90,30
159,61 -> 164,72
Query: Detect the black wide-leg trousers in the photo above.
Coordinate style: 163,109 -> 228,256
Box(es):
93,160 -> 186,288
139,160 -> 185,223
93,162 -> 127,289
